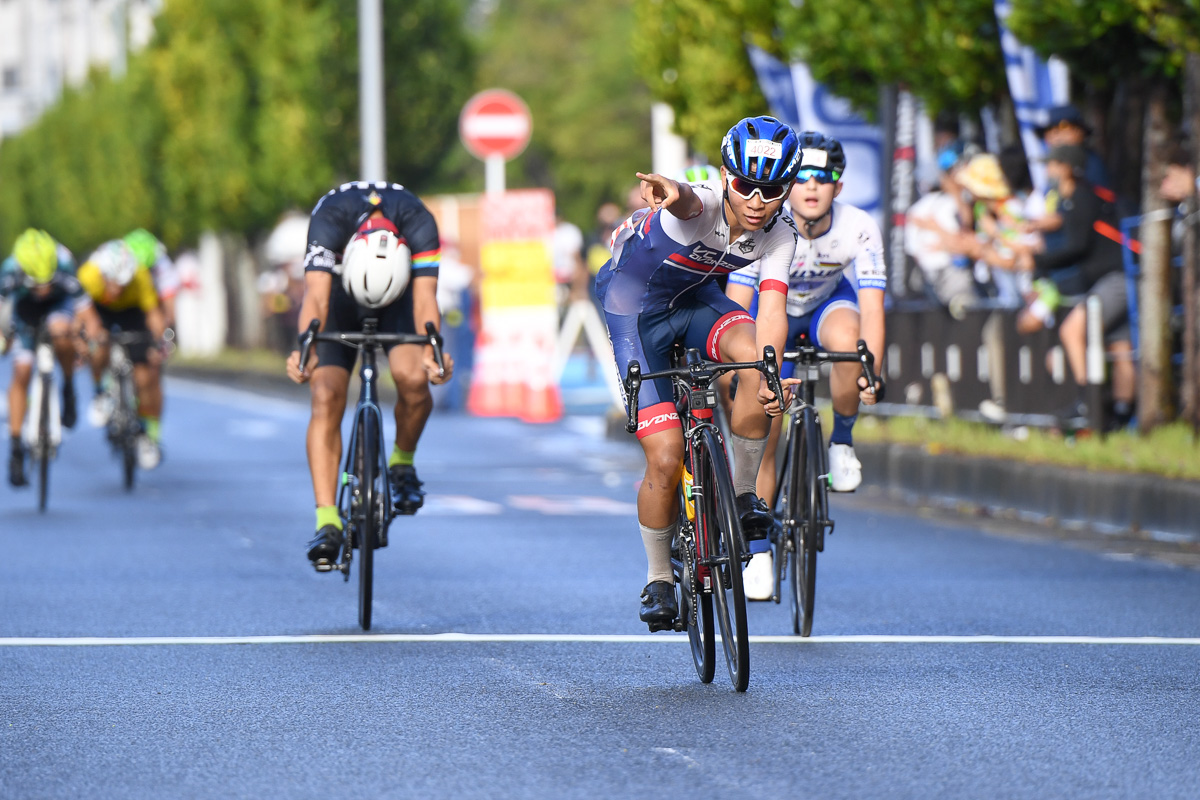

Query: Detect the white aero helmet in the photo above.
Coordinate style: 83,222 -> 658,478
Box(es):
341,219 -> 411,308
93,240 -> 140,286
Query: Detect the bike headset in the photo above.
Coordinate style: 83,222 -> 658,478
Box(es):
791,131 -> 846,238
719,116 -> 803,229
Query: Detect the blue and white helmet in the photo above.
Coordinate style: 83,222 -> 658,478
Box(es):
720,116 -> 803,186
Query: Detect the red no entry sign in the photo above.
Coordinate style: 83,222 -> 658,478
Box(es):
459,89 -> 532,161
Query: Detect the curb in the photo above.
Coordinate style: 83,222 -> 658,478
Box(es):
855,442 -> 1200,543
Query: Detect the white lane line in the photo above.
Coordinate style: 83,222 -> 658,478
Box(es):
3,634 -> 1200,647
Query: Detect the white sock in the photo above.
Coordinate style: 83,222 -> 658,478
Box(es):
640,521 -> 678,584
729,433 -> 767,497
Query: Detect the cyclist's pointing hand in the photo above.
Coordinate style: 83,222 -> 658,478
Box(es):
287,348 -> 318,384
635,172 -> 680,212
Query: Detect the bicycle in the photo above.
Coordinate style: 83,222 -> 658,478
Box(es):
298,317 -> 445,631
100,329 -> 163,491
624,345 -> 785,692
22,323 -> 64,512
769,335 -> 880,637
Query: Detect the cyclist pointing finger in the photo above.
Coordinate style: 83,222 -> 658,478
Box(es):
596,116 -> 803,629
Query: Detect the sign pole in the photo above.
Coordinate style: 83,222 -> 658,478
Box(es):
485,154 -> 506,196
358,0 -> 385,181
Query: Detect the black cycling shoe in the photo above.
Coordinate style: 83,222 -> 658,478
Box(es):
639,580 -> 678,628
61,382 -> 77,429
389,464 -> 425,515
306,524 -> 344,568
736,492 -> 774,541
8,448 -> 28,488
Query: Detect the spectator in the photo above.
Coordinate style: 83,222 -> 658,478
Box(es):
1015,144 -> 1135,429
905,143 -> 979,317
1161,139 -> 1198,208
1031,105 -> 1117,248
959,151 -> 1041,308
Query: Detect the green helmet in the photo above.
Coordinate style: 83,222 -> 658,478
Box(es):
12,229 -> 58,285
123,228 -> 161,269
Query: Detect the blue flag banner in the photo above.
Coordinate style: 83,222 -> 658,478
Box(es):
995,0 -> 1069,192
747,45 -> 884,220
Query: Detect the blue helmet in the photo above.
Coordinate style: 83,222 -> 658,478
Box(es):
721,116 -> 802,186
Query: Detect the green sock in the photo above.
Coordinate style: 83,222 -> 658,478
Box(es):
388,446 -> 414,468
141,416 -> 161,442
316,505 -> 342,531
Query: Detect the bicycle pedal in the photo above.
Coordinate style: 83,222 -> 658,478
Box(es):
312,560 -> 336,573
646,620 -> 677,633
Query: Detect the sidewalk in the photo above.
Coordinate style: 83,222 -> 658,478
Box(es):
855,442 -> 1200,544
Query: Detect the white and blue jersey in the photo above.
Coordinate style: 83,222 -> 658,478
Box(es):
728,200 -> 885,317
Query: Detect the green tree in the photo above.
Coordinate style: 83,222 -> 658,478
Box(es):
477,0 -> 653,227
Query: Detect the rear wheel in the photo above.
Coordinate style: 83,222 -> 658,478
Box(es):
119,375 -> 136,491
674,507 -> 714,684
37,373 -> 51,513
356,413 -> 378,631
698,429 -> 749,692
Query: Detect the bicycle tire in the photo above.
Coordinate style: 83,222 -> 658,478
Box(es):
781,412 -> 806,634
37,372 -> 51,512
357,412 -> 378,631
793,408 -> 821,637
697,427 -> 750,691
674,507 -> 715,684
120,375 -> 136,491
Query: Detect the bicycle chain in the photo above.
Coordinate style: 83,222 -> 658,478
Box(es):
677,525 -> 700,629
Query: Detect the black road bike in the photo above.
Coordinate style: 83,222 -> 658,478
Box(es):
103,329 -> 161,491
770,335 -> 879,637
299,318 -> 445,631
625,346 -> 786,692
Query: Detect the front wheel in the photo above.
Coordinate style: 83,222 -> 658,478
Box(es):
698,429 -> 749,692
356,413 -> 378,631
36,373 -> 52,513
792,409 -> 823,637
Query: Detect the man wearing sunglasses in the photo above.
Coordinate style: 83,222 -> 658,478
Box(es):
725,131 -> 887,600
595,116 -> 802,628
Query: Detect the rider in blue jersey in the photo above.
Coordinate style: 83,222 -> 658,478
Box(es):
724,132 -> 886,599
596,116 -> 803,627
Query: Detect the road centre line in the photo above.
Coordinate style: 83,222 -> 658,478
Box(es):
3,634 -> 1200,647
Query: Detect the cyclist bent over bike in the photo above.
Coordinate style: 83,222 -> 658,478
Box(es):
286,181 -> 453,569
596,117 -> 803,628
1,230 -> 98,487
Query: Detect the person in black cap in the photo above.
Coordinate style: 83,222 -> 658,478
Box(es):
1035,104 -> 1113,203
1015,144 -> 1135,429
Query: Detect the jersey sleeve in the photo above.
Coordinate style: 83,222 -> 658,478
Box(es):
755,221 -> 798,296
133,270 -> 160,313
76,262 -> 104,303
398,205 -> 441,279
851,213 -> 888,292
303,196 -> 349,274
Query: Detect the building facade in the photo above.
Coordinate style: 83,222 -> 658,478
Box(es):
0,0 -> 160,137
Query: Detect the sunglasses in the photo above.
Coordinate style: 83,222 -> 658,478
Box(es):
726,174 -> 790,202
795,168 -> 839,184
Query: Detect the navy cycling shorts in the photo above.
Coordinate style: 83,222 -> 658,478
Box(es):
599,279 -> 751,439
779,275 -> 860,380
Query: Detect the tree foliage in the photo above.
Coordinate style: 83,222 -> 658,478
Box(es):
476,0 -> 653,227
0,0 -> 474,254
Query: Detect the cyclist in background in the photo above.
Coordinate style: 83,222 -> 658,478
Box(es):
596,116 -> 802,628
286,181 -> 454,570
725,132 -> 886,599
1,229 -> 94,487
78,240 -> 168,470
123,229 -> 181,330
